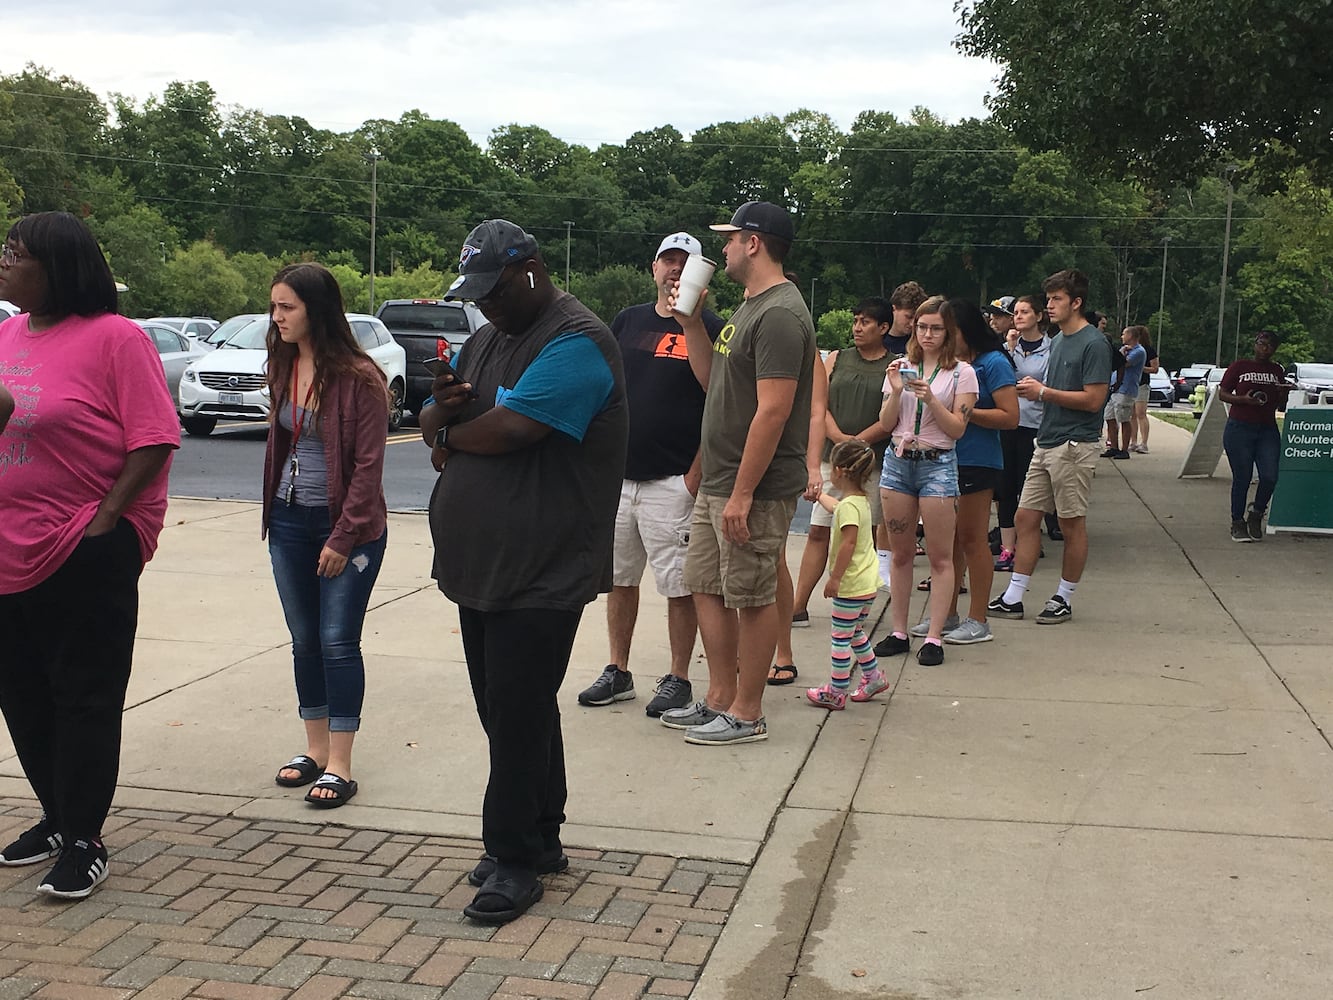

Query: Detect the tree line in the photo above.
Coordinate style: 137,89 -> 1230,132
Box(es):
2,64 -> 1330,367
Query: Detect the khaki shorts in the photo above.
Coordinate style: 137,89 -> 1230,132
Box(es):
1136,383 -> 1150,404
809,460 -> 884,528
1106,392 -> 1135,423
683,493 -> 798,609
612,476 -> 694,598
1018,441 -> 1101,519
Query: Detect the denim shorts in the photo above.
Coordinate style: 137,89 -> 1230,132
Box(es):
879,448 -> 959,499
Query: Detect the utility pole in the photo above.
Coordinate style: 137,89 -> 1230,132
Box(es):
563,221 -> 574,289
810,278 -> 817,320
1215,164 -> 1238,367
1157,236 -> 1170,360
366,149 -> 381,313
1124,271 -> 1134,328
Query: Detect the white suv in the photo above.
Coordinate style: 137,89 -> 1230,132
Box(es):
177,314 -> 407,436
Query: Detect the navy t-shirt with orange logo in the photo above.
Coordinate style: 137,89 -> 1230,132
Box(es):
611,303 -> 724,481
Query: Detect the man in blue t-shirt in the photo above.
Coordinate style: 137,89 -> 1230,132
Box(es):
989,269 -> 1111,626
1105,326 -> 1145,459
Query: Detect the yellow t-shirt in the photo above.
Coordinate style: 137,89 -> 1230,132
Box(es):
827,494 -> 879,598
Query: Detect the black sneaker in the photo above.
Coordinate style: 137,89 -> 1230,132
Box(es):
644,675 -> 692,718
1230,519 -> 1252,543
0,818 -> 62,867
1100,448 -> 1117,458
986,595 -> 1024,620
1246,506 -> 1264,541
873,633 -> 910,657
1035,595 -> 1072,625
577,665 -> 635,706
1112,450 -> 1131,460
791,610 -> 810,628
916,642 -> 944,666
37,838 -> 108,900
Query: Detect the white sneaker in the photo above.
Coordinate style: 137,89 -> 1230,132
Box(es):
942,617 -> 994,644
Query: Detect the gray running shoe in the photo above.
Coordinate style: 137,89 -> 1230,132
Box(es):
683,713 -> 768,746
659,699 -> 720,730
645,675 -> 692,718
577,665 -> 635,706
910,613 -> 958,638
942,617 -> 993,644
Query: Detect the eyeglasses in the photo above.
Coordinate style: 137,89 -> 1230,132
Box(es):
915,322 -> 947,335
477,267 -> 518,306
0,245 -> 27,267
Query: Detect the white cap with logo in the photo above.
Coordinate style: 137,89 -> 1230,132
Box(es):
655,232 -> 702,259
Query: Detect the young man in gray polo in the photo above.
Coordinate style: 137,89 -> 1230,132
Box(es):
662,201 -> 816,745
988,269 -> 1112,625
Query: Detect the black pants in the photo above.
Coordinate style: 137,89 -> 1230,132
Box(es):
457,605 -> 581,870
0,519 -> 143,843
998,427 -> 1038,529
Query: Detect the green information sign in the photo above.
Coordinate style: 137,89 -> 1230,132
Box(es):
1268,406 -> 1333,534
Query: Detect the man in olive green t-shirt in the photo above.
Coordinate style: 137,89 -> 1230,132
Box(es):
661,201 -> 816,747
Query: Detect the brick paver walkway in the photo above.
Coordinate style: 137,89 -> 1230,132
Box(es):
0,800 -> 746,1000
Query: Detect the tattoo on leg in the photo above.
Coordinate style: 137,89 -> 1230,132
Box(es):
887,517 -> 911,535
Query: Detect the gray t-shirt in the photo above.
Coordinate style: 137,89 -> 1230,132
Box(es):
699,282 -> 815,500
429,293 -> 628,612
1036,324 -> 1113,447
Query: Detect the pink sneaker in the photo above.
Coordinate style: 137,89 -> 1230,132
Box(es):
850,669 -> 891,702
805,684 -> 846,711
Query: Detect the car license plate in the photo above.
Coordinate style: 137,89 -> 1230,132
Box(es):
219,392 -> 243,404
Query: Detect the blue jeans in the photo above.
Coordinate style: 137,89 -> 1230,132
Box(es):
1222,419 -> 1280,521
268,502 -> 386,732
879,447 -> 959,498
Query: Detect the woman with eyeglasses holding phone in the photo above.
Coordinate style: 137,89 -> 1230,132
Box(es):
0,212 -> 180,900
262,263 -> 390,809
872,296 -> 977,667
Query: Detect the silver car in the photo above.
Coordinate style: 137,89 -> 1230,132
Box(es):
135,320 -> 208,404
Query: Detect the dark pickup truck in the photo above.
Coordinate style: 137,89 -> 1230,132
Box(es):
375,299 -> 483,413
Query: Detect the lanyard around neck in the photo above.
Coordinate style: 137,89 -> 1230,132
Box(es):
912,363 -> 941,437
290,366 -> 317,451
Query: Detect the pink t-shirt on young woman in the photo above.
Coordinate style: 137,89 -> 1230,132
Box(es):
882,361 -> 978,450
0,312 -> 181,593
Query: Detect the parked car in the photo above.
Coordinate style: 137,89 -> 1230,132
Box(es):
1148,369 -> 1174,408
177,314 -> 407,436
375,298 -> 483,413
147,316 -> 219,342
0,299 -> 19,319
1287,363 -> 1333,402
134,320 -> 208,405
1173,365 -> 1212,400
201,312 -> 266,351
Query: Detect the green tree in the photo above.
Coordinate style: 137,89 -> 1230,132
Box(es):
0,65 -> 107,214
229,250 -> 284,313
91,203 -> 177,316
161,241 -> 247,317
955,0 -> 1333,185
816,309 -> 854,352
569,265 -> 654,324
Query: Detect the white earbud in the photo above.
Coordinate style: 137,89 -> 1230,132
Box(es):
527,271 -> 535,289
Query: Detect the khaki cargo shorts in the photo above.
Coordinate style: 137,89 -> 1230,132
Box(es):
1018,441 -> 1101,519
683,493 -> 798,609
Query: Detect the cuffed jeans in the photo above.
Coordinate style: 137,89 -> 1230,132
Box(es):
458,605 -> 581,870
0,518 -> 142,843
268,501 -> 386,732
1222,419 -> 1280,521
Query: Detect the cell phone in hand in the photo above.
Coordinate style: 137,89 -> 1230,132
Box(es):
898,365 -> 918,383
422,357 -> 478,399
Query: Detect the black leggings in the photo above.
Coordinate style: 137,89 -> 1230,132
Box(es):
0,519 -> 142,843
998,427 -> 1038,529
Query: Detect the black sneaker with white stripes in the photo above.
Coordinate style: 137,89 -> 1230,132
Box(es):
37,838 -> 109,900
577,664 -> 635,706
0,818 -> 62,867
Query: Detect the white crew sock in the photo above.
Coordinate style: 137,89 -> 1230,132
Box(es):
1056,578 -> 1078,603
1002,573 -> 1031,606
877,549 -> 891,586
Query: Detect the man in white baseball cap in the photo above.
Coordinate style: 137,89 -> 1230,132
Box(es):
577,233 -> 726,719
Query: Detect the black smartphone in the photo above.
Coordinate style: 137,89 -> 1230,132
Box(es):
422,357 -> 478,398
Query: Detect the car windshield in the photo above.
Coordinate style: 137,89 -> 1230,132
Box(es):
1295,364 -> 1333,379
378,304 -> 468,332
209,314 -> 258,345
220,317 -> 272,350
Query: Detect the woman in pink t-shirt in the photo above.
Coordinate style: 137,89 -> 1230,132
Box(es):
873,296 -> 977,667
0,212 -> 180,900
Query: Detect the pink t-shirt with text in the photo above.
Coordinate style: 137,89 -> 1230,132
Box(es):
0,312 -> 181,593
882,361 -> 979,450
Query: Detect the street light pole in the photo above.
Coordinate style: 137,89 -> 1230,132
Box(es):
366,149 -> 381,313
1215,164 -> 1238,367
563,221 -> 573,289
1157,236 -> 1170,359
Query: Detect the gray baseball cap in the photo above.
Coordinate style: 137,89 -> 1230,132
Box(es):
444,220 -> 540,301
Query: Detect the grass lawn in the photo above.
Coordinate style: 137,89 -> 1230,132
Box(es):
1151,411 -> 1199,432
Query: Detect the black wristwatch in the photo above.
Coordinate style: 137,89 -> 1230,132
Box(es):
434,425 -> 450,450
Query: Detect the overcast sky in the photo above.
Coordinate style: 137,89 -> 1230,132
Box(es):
6,0 -> 998,147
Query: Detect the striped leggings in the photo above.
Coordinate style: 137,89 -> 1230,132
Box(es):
829,595 -> 878,689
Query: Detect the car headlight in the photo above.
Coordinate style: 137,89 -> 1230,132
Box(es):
184,369 -> 197,383
261,386 -> 270,398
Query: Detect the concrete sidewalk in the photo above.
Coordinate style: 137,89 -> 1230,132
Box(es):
2,416 -> 1331,999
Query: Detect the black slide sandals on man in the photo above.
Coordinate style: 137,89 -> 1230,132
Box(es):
304,773 -> 357,808
274,755 -> 323,788
464,868 -> 544,924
